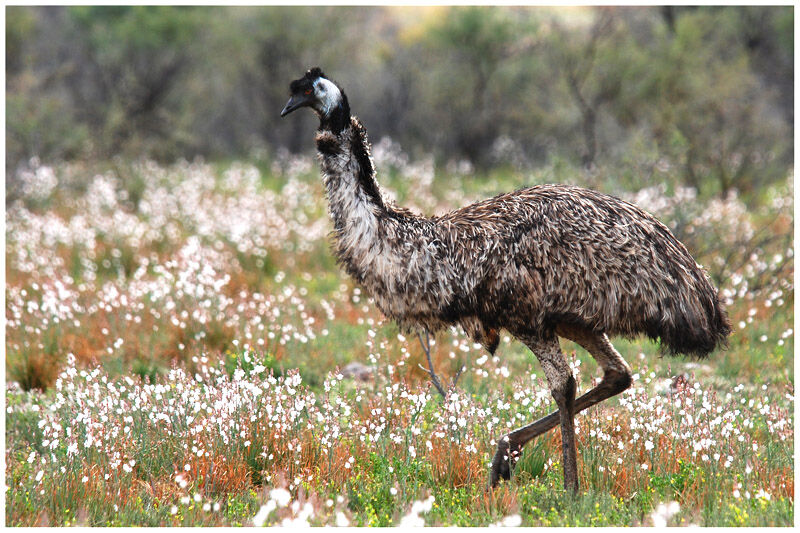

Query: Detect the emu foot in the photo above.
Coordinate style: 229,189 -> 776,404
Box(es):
489,436 -> 521,488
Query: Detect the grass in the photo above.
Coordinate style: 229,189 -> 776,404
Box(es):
5,153 -> 794,526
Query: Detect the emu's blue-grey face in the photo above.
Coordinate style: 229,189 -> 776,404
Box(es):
280,67 -> 342,118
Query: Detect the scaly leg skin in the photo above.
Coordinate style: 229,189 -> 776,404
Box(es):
493,334 -> 578,492
553,375 -> 578,493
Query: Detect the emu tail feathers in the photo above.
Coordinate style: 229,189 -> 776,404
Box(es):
646,268 -> 731,359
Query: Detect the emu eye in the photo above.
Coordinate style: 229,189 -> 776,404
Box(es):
304,89 -> 312,95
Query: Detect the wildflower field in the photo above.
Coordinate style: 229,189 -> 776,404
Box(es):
5,146 -> 794,526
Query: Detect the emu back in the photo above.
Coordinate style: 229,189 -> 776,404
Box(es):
433,184 -> 730,358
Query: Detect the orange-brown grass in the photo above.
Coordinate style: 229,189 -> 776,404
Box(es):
771,467 -> 794,499
312,443 -> 355,488
428,437 -> 486,488
62,331 -> 103,362
474,483 -> 518,517
33,510 -> 52,527
8,351 -> 59,391
182,453 -> 254,495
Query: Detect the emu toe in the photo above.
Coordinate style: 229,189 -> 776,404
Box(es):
489,437 -> 519,488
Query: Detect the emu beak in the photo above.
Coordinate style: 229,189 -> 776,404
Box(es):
280,95 -> 306,117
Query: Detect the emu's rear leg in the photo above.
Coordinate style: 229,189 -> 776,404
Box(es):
489,328 -> 632,490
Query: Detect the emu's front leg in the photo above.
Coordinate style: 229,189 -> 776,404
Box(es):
490,335 -> 578,493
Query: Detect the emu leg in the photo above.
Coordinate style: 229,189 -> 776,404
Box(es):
490,328 -> 632,489
489,369 -> 631,488
495,335 -> 579,492
553,374 -> 578,492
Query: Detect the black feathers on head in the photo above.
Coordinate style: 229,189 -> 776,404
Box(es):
307,67 -> 325,79
289,67 -> 326,92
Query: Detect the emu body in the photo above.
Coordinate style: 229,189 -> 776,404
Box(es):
282,68 -> 731,493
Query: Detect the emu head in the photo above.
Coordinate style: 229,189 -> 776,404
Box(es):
280,67 -> 346,119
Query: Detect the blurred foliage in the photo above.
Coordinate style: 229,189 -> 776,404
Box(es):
6,6 -> 793,201
66,6 -> 203,155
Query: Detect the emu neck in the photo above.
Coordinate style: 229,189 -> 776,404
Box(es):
318,99 -> 350,135
316,117 -> 387,277
314,116 -> 460,336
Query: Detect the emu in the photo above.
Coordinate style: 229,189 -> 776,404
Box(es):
280,67 -> 731,493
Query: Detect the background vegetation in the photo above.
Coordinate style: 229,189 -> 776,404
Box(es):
5,5 -> 794,527
6,6 -> 793,197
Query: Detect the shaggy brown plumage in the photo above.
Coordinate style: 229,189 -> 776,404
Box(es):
281,68 -> 731,493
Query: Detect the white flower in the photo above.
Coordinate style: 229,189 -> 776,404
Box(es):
398,496 -> 435,527
270,488 -> 291,507
755,489 -> 771,501
252,502 -> 275,527
398,512 -> 425,527
650,501 -> 680,527
493,514 -> 522,527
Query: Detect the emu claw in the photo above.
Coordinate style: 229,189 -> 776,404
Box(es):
489,437 -> 519,488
